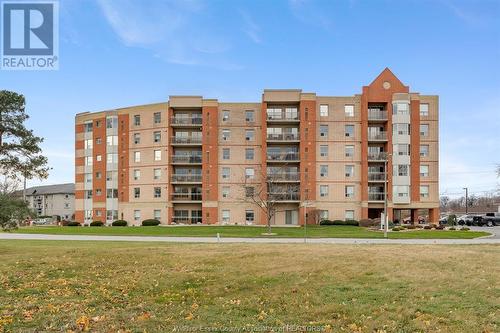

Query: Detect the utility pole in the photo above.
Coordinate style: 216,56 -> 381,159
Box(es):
463,187 -> 468,214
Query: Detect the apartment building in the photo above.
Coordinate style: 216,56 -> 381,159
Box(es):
19,183 -> 75,220
75,68 -> 439,225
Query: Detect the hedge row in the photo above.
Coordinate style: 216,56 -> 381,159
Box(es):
65,219 -> 160,226
319,219 -> 359,226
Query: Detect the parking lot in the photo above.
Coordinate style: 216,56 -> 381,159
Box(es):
469,225 -> 500,239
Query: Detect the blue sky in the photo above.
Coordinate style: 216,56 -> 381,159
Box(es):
1,0 -> 499,198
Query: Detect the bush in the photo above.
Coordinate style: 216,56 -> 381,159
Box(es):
423,225 -> 432,230
359,218 -> 378,227
435,225 -> 445,230
392,226 -> 402,231
416,225 -> 424,229
90,221 -> 103,227
320,219 -> 359,226
461,227 -> 470,231
67,221 -> 80,226
112,220 -> 128,226
142,219 -> 161,226
449,227 -> 456,230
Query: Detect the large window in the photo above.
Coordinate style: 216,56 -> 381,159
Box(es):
222,167 -> 230,179
222,148 -> 230,160
222,210 -> 230,224
85,156 -> 92,166
154,187 -> 161,198
320,185 -> 329,197
420,145 -> 429,157
133,169 -> 140,180
320,104 -> 329,117
245,168 -> 255,179
420,185 -> 430,198
420,103 -> 429,116
320,145 -> 328,157
420,165 -> 429,177
245,148 -> 254,160
222,110 -> 230,121
245,110 -> 254,122
344,105 -> 354,117
154,150 -> 161,161
394,185 -> 409,198
134,210 -> 141,221
134,151 -> 141,162
393,124 -> 410,135
345,185 -> 354,198
345,125 -> 354,137
106,135 -> 118,146
154,168 -> 161,180
345,165 -> 354,177
84,122 -> 93,132
133,133 -> 140,144
134,187 -> 140,198
154,210 -> 161,221
345,145 -> 354,157
153,131 -> 161,143
222,129 -> 230,141
393,103 -> 409,115
84,139 -> 93,150
420,124 -> 429,137
245,130 -> 255,141
154,112 -> 161,124
106,188 -> 118,198
345,210 -> 355,221
134,115 -> 140,126
106,116 -> 117,129
222,186 -> 230,198
319,125 -> 328,137
394,144 -> 410,156
394,164 -> 409,177
320,165 -> 328,177
106,153 -> 118,164
245,210 -> 255,224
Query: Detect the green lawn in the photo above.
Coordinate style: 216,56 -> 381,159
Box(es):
7,225 -> 490,239
0,241 -> 498,332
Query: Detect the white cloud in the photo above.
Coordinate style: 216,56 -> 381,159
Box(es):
240,10 -> 262,44
288,0 -> 334,31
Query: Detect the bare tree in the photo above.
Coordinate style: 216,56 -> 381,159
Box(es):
240,166 -> 300,234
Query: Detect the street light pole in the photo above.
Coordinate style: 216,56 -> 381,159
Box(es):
383,156 -> 388,238
463,187 -> 468,214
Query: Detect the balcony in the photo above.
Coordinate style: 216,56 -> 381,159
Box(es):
368,193 -> 385,201
368,110 -> 388,121
266,133 -> 300,142
368,172 -> 386,182
268,192 -> 300,202
266,115 -> 299,123
171,174 -> 202,183
368,132 -> 388,141
171,155 -> 202,164
266,152 -> 300,162
170,136 -> 202,145
267,173 -> 300,182
170,116 -> 202,127
171,217 -> 202,224
368,152 -> 388,161
171,192 -> 202,202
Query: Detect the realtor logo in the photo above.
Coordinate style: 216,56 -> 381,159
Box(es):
1,1 -> 59,70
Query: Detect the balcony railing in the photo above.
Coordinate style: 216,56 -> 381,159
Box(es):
368,132 -> 388,141
368,193 -> 385,201
267,173 -> 300,181
267,115 -> 299,121
268,193 -> 300,201
368,152 -> 388,161
170,116 -> 202,125
171,136 -> 202,144
171,193 -> 202,201
267,133 -> 300,141
368,110 -> 388,120
368,172 -> 386,181
171,155 -> 202,164
171,217 -> 202,224
266,152 -> 300,161
171,174 -> 202,182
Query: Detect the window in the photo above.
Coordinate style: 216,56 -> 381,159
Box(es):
96,155 -> 102,162
345,165 -> 354,177
245,110 -> 254,122
134,133 -> 140,144
154,112 -> 161,124
320,165 -> 328,177
394,144 -> 410,156
84,173 -> 92,183
245,210 -> 255,224
154,168 -> 161,180
345,186 -> 354,198
319,125 -> 328,137
106,153 -> 118,164
133,169 -> 140,180
345,125 -> 354,137
222,210 -> 230,224
420,145 -> 429,157
285,107 -> 298,120
84,210 -> 93,220
420,165 -> 429,177
319,210 -> 329,221
154,150 -> 161,161
95,210 -> 102,217
345,210 -> 355,221
420,103 -> 429,116
84,122 -> 93,132
345,145 -> 354,157
245,186 -> 255,198
106,116 -> 117,129
134,187 -> 140,198
393,103 -> 409,115
95,120 -> 101,128
245,148 -> 254,160
107,135 -> 118,146
420,185 -> 430,198
222,186 -> 230,198
95,171 -> 101,179
320,104 -> 329,117
393,124 -> 410,136
344,105 -> 354,117
106,171 -> 116,181
106,189 -> 118,199
222,129 -> 230,141
85,190 -> 92,199
134,115 -> 140,126
394,185 -> 409,197
95,138 -> 101,145
154,187 -> 161,198
95,189 -> 102,196
222,110 -> 230,121
245,130 -> 254,141
222,167 -> 230,179
420,124 -> 429,137
320,185 -> 329,197
134,210 -> 141,221
153,131 -> 161,143
245,168 -> 255,179
84,139 -> 93,150
320,145 -> 328,157
154,209 -> 161,220
134,151 -> 141,162
394,164 -> 409,177
222,148 -> 230,160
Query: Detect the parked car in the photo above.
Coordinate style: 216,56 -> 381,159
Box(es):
439,215 -> 449,225
457,214 -> 475,226
478,213 -> 500,227
33,217 -> 53,225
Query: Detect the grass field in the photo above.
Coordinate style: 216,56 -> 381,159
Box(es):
0,241 -> 498,332
8,225 -> 491,239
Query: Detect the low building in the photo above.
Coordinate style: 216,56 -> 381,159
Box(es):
23,183 -> 75,220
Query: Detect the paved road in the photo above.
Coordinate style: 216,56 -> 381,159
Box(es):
1,232 -> 499,244
469,226 -> 500,239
